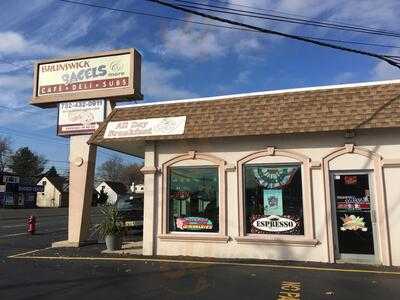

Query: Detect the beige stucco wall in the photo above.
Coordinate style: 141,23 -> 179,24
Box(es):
36,177 -> 62,208
141,128 -> 400,265
383,167 -> 400,266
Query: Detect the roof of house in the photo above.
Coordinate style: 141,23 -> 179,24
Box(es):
99,181 -> 127,194
43,176 -> 69,193
89,79 -> 400,155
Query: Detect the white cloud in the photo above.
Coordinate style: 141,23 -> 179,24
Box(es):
332,72 -> 357,84
0,32 -> 30,55
371,61 -> 400,80
142,61 -> 198,100
0,74 -> 32,91
157,0 -> 400,60
159,27 -> 225,59
0,31 -> 62,57
235,70 -> 251,84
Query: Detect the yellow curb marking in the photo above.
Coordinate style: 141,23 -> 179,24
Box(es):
7,252 -> 400,275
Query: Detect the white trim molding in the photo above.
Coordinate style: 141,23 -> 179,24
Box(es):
159,151 -> 229,241
235,147 -> 317,246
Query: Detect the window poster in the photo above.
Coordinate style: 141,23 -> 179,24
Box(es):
263,189 -> 283,216
169,167 -> 219,233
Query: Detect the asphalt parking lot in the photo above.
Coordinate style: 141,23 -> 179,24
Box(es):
1,208 -> 400,300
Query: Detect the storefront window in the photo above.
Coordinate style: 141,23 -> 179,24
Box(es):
244,164 -> 304,235
168,167 -> 219,233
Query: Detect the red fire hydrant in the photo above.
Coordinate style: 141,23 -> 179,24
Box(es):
27,215 -> 36,235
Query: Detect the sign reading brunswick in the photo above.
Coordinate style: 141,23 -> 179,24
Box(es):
104,116 -> 187,138
32,49 -> 142,107
58,100 -> 105,136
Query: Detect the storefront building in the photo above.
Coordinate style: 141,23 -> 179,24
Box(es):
90,79 -> 400,266
0,172 -> 43,208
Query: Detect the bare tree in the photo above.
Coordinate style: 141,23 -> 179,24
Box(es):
0,136 -> 11,173
121,163 -> 144,186
97,156 -> 125,182
97,157 -> 143,187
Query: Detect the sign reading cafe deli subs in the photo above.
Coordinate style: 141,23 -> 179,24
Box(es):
31,49 -> 142,107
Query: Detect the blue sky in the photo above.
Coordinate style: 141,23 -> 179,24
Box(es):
1,0 -> 400,174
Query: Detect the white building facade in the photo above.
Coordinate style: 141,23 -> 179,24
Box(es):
90,79 -> 400,266
95,181 -> 127,205
36,176 -> 68,208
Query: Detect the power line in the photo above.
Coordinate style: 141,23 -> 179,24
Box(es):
1,153 -> 69,164
54,0 -> 400,50
0,127 -> 68,145
206,0 -> 400,37
149,0 -> 400,68
172,0 -> 400,39
0,104 -> 36,113
0,58 -> 32,71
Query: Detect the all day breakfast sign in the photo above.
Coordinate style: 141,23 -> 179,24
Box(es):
31,49 -> 142,107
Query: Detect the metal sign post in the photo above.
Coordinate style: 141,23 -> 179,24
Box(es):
31,49 -> 142,247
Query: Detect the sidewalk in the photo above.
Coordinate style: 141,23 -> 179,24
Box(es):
101,241 -> 143,255
8,241 -> 400,275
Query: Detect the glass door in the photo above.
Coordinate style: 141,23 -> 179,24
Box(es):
331,172 -> 378,262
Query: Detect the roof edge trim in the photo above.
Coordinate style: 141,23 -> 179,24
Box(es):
116,78 -> 400,110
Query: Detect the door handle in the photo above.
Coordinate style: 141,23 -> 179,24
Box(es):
371,210 -> 377,223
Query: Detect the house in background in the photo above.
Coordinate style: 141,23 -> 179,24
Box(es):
95,181 -> 128,205
36,176 -> 69,208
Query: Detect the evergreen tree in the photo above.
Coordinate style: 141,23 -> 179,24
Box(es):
45,166 -> 59,178
9,147 -> 47,183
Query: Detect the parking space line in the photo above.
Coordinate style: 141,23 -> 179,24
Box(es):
0,232 -> 27,238
7,254 -> 400,275
2,224 -> 27,228
8,247 -> 52,258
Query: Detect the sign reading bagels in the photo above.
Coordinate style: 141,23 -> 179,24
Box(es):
32,49 -> 142,107
252,215 -> 297,233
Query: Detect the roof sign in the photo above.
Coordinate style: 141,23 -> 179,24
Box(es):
104,116 -> 186,138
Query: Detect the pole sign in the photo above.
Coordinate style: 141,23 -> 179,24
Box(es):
31,49 -> 142,107
57,100 -> 106,136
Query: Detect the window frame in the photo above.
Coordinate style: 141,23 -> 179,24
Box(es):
243,162 -> 304,236
159,151 -> 229,242
236,147 -> 318,246
167,165 -> 220,234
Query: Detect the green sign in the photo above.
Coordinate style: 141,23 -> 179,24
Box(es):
263,189 -> 283,216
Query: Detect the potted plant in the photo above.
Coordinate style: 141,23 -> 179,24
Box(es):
95,206 -> 123,251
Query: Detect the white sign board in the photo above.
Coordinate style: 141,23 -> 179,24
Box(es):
57,99 -> 105,136
3,175 -> 19,184
104,116 -> 186,139
38,54 -> 131,97
32,49 -> 142,107
252,215 -> 297,232
0,185 -> 5,193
